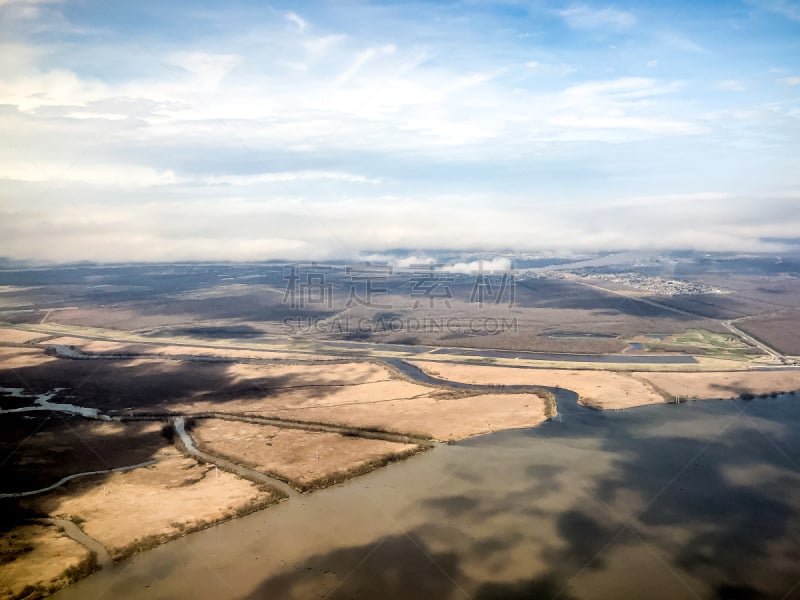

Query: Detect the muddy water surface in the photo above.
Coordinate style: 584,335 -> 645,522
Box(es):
53,392 -> 800,599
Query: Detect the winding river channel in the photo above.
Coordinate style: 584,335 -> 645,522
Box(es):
47,384 -> 800,600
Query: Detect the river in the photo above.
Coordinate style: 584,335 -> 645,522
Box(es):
51,390 -> 800,600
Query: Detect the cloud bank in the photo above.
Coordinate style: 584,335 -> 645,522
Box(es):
0,1 -> 799,262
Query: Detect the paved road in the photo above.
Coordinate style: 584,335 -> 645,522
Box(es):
722,320 -> 792,364
574,281 -> 796,366
30,324 -> 702,366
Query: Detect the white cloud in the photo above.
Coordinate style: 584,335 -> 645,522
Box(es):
0,4 -> 797,263
550,115 -> 704,134
551,77 -> 703,135
2,191 -> 798,263
391,256 -> 436,268
780,76 -> 800,85
558,5 -> 637,31
439,69 -> 506,95
716,80 -> 746,91
285,11 -> 308,32
754,0 -> 800,22
0,0 -> 62,19
0,0 -> 93,35
0,161 -> 180,186
199,171 -> 381,185
561,77 -> 680,101
304,34 -> 347,57
448,257 -> 512,274
0,161 -> 379,187
334,44 -> 396,86
655,31 -> 707,53
167,52 -> 241,89
0,0 -> 63,5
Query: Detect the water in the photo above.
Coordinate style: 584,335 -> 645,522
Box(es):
0,386 -> 107,419
383,358 -> 550,393
547,333 -> 617,339
52,393 -> 800,599
429,347 -> 697,364
316,340 -> 696,364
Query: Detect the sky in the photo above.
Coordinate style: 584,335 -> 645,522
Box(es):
1,0 -> 799,263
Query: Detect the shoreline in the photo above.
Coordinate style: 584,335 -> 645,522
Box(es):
39,388 -> 800,600
3,347 -> 799,599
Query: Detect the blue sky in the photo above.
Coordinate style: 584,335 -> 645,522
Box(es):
0,0 -> 799,262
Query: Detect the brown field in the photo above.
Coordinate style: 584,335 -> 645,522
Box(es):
44,297 -> 332,333
737,310 -> 800,356
1,346 -> 551,442
0,522 -> 93,600
688,274 -> 800,309
0,349 -> 550,595
0,328 -> 45,344
252,391 -> 549,441
160,342 -> 308,361
409,360 -> 664,409
0,418 -> 173,493
192,419 -> 420,492
141,344 -> 336,362
41,337 -> 142,352
23,455 -> 276,561
408,360 -> 800,408
0,351 -> 391,414
169,377 -> 433,415
26,326 -> 752,371
643,274 -> 800,320
635,370 -> 800,400
163,361 -> 549,440
221,361 -> 388,385
315,284 -> 723,353
3,307 -> 795,597
29,274 -> 731,354
2,263 -> 799,598
0,346 -> 57,370
44,307 -> 194,331
38,336 -> 340,362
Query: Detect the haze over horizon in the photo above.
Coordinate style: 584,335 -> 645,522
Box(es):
1,0 -> 799,263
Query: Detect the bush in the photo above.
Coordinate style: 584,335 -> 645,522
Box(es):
160,423 -> 175,443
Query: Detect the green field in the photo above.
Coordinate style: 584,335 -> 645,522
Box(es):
636,329 -> 757,361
